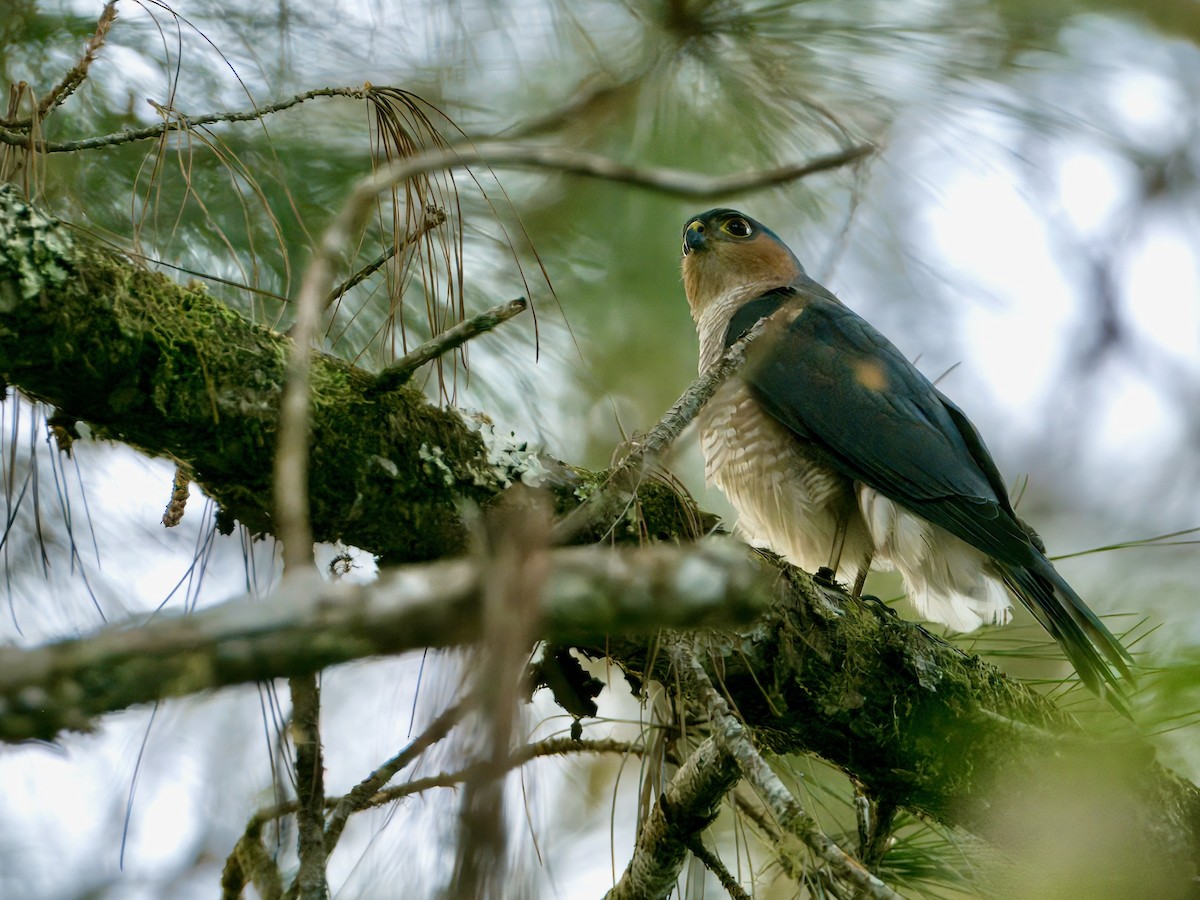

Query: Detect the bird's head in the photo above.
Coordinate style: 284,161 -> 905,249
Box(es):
681,209 -> 803,319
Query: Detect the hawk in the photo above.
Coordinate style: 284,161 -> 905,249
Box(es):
681,207 -> 1131,700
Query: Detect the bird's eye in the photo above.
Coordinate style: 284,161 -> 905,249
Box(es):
723,217 -> 752,238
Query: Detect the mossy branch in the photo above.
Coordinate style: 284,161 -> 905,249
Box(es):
0,185 -> 584,562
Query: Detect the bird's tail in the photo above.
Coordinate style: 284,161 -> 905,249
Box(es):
999,559 -> 1134,714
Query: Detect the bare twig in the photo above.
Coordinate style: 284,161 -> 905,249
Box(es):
342,144 -> 873,238
222,733 -> 643,899
0,87 -> 367,150
242,739 -> 648,900
371,298 -> 527,394
673,645 -> 903,900
324,205 -> 447,310
685,835 -> 753,900
366,737 -> 642,810
552,314 -> 769,544
324,699 -> 469,856
245,737 -> 642,831
35,2 -> 118,123
275,192 -> 354,570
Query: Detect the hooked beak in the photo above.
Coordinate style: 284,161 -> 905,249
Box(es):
682,219 -> 707,256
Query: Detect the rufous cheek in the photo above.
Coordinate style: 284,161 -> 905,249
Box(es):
715,235 -> 801,285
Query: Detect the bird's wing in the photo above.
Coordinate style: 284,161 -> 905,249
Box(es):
727,291 -> 1037,568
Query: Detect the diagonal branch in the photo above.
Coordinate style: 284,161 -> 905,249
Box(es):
684,835 -> 752,900
674,643 -> 903,900
554,314 -> 769,543
371,298 -> 528,394
36,2 -> 119,123
324,206 -> 447,310
324,699 -> 469,855
225,736 -> 642,899
605,735 -> 742,900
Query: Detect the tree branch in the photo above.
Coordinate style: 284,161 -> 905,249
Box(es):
0,184 -> 576,561
0,87 -> 368,150
675,643 -> 901,900
605,735 -> 741,900
372,297 -> 528,393
554,313 -> 769,543
36,2 -> 119,123
0,541 -> 771,742
323,699 -> 469,855
225,736 -> 642,898
324,206 -> 447,310
684,835 -> 752,900
286,674 -> 328,900
586,573 -> 1200,895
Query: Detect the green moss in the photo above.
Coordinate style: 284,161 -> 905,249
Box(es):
0,191 -> 504,562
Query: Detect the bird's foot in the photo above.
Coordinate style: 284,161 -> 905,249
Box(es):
814,566 -> 839,587
860,594 -> 898,619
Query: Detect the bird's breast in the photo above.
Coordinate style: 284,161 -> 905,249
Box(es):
698,377 -> 865,576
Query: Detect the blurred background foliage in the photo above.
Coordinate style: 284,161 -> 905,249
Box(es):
1,0 -> 1198,897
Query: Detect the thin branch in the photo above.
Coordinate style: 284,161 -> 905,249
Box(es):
224,735 -> 640,899
35,1 -> 119,123
371,298 -> 527,393
323,205 -> 447,310
605,735 -> 742,900
553,315 -> 769,543
324,698 -> 469,855
449,490 -> 550,899
286,674 -> 328,900
323,146 -> 874,277
674,646 -> 903,900
685,835 -> 753,900
0,87 -> 367,150
365,737 -> 642,810
276,163 -> 358,570
233,736 -> 642,845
